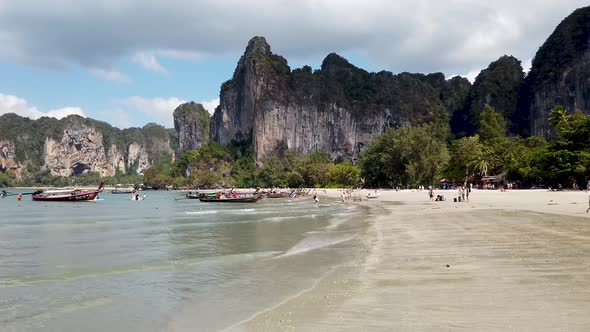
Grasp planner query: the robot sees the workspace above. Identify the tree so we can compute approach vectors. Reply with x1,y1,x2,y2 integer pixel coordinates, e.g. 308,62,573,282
446,135,483,182
478,104,506,141
548,105,568,130
326,162,361,187
359,123,450,188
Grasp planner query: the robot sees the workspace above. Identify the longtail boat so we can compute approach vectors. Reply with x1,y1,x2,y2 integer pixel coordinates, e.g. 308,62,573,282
199,194,262,203
111,189,134,194
267,192,292,198
32,182,105,202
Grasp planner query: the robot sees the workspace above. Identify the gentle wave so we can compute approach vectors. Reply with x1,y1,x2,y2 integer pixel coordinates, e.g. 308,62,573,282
1,251,280,288
261,214,317,222
276,233,357,258
185,210,218,215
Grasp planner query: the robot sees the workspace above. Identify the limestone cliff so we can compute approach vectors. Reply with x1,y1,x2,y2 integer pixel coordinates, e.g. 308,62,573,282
521,6,590,137
0,140,23,179
174,102,210,154
0,114,176,178
44,125,114,177
211,36,465,163
452,56,525,135
127,143,150,175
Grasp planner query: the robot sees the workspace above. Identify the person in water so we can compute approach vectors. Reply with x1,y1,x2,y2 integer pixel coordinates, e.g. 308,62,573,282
17,193,22,201
313,193,319,204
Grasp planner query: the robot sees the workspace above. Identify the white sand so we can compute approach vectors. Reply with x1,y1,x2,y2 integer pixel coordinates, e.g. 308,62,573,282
244,189,590,331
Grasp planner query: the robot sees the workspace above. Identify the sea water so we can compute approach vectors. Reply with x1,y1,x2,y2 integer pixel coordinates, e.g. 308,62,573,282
0,191,366,331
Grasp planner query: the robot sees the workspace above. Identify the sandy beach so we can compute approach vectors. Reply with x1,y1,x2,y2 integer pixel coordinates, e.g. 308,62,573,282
242,189,590,331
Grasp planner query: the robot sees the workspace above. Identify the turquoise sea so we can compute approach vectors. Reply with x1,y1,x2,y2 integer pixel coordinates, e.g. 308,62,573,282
0,191,365,331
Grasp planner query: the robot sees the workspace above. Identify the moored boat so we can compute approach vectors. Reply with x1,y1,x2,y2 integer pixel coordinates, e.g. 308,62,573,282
112,189,135,194
186,192,200,199
199,194,262,203
266,192,291,198
32,182,105,202
185,192,216,199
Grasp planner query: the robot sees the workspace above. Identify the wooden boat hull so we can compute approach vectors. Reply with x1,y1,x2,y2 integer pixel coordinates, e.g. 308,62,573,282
112,190,134,194
32,191,100,201
267,193,291,198
199,196,262,203
32,182,104,202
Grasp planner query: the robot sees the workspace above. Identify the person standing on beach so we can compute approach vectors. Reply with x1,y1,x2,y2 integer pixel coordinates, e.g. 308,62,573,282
341,191,346,202
429,187,434,201
586,194,590,213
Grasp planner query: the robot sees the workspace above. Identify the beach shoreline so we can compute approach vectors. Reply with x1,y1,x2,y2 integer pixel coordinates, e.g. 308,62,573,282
241,189,590,331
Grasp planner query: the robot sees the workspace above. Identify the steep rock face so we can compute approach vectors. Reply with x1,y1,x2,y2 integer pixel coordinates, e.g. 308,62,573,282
522,6,590,137
174,102,210,154
0,114,176,179
211,36,462,162
127,143,150,175
44,125,116,177
108,144,126,175
0,140,23,178
452,55,525,135
439,75,471,119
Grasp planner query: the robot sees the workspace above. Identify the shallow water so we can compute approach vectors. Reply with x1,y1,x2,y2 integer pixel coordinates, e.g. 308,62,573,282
0,191,364,331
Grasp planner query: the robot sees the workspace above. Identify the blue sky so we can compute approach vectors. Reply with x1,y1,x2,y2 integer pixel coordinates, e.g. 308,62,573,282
0,0,588,129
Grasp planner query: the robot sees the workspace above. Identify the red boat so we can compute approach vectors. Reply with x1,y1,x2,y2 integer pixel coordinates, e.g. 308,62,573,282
32,182,105,202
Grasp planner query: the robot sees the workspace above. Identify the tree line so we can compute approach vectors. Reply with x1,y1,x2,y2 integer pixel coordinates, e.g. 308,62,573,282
2,104,588,189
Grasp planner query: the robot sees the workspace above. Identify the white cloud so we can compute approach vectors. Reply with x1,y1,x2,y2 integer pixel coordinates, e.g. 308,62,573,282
121,96,186,127
98,108,132,129
200,98,219,115
462,69,481,83
0,1,587,76
133,53,168,74
0,93,85,119
45,107,85,119
113,96,216,128
90,68,132,83
155,49,206,61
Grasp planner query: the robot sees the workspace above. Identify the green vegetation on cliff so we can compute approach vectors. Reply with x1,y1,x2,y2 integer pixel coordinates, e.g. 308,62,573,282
0,113,175,169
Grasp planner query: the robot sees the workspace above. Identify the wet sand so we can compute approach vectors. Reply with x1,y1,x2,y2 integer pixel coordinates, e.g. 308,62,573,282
244,189,590,331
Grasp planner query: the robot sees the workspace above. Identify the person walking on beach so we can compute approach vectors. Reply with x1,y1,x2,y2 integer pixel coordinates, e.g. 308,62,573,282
586,194,590,213
466,186,470,202
341,191,346,202
429,187,434,201
313,193,319,204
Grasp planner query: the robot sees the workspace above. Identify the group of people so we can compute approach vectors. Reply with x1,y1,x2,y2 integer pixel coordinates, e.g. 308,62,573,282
129,191,145,201
428,185,471,202
457,186,471,202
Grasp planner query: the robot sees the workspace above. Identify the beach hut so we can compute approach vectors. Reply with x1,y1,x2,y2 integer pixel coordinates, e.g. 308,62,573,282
481,172,506,189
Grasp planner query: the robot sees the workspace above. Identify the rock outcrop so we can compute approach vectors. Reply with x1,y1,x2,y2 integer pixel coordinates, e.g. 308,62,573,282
44,125,116,177
174,102,210,154
0,140,23,179
452,55,525,135
521,6,590,137
127,143,150,175
0,114,176,179
211,36,468,163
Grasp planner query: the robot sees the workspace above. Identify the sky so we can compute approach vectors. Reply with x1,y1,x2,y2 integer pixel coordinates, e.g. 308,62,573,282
0,0,588,129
